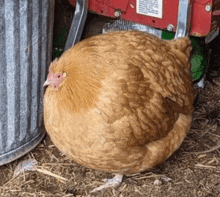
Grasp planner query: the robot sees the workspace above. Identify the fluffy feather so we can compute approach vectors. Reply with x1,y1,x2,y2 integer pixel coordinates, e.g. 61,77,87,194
44,31,193,174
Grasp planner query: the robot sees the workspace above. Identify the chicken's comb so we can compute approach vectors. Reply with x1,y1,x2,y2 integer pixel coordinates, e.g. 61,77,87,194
49,58,59,73
52,58,59,65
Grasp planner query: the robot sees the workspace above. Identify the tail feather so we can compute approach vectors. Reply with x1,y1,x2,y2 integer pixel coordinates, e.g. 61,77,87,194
169,37,192,58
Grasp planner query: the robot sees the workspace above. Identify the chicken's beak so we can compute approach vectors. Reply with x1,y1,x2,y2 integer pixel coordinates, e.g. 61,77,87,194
43,79,50,87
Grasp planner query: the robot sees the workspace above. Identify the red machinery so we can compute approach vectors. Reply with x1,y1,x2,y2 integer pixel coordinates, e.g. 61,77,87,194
68,0,220,37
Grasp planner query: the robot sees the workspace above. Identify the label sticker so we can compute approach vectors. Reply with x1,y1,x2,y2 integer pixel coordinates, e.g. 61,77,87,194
136,0,163,18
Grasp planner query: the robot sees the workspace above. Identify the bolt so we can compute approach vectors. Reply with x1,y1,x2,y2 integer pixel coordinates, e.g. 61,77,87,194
167,24,174,31
114,10,121,17
205,4,211,12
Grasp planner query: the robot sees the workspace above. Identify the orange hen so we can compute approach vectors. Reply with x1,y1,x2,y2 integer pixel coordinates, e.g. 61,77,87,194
44,31,194,192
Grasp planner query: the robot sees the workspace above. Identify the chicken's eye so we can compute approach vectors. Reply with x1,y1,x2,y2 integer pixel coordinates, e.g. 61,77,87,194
57,75,60,78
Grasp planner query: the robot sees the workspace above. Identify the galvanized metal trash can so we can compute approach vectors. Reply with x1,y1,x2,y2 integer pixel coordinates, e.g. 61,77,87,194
0,0,55,165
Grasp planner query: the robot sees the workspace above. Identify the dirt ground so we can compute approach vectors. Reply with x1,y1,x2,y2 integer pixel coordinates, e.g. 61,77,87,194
1,1,220,196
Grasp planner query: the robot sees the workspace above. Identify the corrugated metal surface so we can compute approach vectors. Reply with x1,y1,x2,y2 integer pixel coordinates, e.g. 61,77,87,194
0,0,55,165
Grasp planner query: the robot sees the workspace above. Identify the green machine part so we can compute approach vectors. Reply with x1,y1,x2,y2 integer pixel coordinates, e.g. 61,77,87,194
52,28,68,60
162,30,209,82
190,37,209,82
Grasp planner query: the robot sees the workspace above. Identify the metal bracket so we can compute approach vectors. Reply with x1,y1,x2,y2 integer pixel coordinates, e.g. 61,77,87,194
174,0,191,38
64,0,88,51
102,19,163,38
